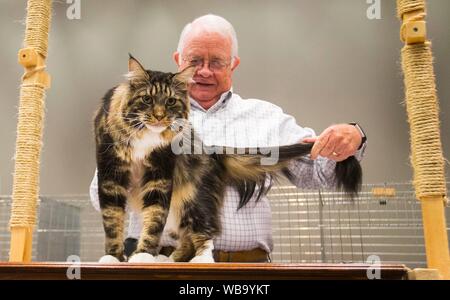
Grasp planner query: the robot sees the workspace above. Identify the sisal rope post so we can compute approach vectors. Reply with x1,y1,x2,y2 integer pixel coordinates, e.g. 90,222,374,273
9,0,52,262
397,0,450,279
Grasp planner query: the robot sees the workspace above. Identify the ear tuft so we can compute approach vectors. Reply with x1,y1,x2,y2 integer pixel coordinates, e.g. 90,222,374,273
173,66,195,85
127,54,150,81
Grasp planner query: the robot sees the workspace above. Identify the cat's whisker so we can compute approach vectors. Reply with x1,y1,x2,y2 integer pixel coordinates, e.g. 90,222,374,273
105,121,140,134
106,117,140,127
104,126,131,136
103,108,139,118
100,126,141,148
103,108,138,118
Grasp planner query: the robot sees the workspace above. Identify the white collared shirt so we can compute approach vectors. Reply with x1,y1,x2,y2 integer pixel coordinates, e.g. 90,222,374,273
89,90,365,253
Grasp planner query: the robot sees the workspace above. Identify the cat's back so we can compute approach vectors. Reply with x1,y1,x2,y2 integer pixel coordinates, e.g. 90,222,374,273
94,83,132,141
94,85,118,128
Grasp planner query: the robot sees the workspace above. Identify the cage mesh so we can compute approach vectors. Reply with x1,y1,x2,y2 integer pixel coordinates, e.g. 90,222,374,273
0,183,448,267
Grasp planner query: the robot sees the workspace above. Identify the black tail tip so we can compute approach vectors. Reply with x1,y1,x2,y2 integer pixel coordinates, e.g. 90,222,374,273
335,156,362,198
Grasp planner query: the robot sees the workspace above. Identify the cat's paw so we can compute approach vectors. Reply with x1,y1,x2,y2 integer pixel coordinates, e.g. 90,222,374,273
128,252,156,263
189,253,215,263
155,254,174,263
98,255,121,263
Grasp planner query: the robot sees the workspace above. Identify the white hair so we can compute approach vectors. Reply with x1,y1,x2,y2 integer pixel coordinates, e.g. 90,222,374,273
176,14,238,63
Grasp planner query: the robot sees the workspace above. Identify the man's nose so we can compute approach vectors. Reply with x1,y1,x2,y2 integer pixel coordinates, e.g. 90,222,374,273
197,63,213,77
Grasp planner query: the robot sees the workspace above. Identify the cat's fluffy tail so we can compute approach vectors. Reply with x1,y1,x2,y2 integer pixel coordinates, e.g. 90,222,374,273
221,143,362,209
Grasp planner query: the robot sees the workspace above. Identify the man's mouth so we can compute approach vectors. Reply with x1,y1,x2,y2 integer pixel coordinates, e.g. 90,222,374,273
192,80,215,87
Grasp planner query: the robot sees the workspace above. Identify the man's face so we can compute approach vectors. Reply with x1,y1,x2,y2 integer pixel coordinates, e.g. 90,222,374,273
174,31,240,110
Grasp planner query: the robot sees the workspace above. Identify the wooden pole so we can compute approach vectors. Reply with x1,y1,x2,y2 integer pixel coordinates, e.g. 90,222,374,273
397,0,450,279
9,0,52,262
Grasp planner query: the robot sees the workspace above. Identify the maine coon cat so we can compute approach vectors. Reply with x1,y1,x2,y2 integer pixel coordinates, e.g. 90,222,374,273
94,55,362,263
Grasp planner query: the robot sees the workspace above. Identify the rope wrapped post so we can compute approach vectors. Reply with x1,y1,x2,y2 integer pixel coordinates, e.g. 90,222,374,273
397,0,450,279
9,0,52,262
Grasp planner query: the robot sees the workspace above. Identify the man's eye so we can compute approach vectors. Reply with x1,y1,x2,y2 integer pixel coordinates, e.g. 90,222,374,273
166,98,177,106
190,59,202,66
211,60,227,69
142,95,152,104
210,61,220,68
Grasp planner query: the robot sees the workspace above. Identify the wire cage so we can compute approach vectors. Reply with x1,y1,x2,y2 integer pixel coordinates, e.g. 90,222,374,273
270,183,450,268
0,197,82,262
0,183,449,267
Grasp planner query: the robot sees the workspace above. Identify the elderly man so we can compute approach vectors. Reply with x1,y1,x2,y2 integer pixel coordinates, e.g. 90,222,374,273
90,14,366,263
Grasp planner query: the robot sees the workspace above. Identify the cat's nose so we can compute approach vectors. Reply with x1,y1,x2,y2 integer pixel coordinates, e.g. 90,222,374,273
153,106,165,121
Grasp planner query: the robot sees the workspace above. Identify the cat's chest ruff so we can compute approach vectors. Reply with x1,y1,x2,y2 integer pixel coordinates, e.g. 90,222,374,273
128,130,165,191
130,129,167,161
127,129,168,211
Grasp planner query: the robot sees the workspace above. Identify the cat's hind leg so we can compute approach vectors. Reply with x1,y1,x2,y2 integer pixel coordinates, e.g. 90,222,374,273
189,234,215,263
169,234,195,262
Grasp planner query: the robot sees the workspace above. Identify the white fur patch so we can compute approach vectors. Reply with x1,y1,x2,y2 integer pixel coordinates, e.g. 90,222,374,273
127,127,170,215
189,240,215,263
148,125,167,133
131,129,166,161
190,253,215,263
98,255,121,264
155,255,174,263
128,252,156,263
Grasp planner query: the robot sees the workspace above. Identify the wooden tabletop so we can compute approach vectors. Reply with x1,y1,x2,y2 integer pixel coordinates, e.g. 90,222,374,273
0,262,409,280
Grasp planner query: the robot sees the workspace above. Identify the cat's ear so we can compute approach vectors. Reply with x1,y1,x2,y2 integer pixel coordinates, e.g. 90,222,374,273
127,53,150,82
172,66,195,86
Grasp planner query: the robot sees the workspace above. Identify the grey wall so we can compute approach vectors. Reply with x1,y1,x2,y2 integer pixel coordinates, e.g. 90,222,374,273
0,0,449,195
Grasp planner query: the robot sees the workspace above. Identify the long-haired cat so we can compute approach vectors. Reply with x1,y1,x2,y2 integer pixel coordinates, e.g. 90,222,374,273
94,55,362,263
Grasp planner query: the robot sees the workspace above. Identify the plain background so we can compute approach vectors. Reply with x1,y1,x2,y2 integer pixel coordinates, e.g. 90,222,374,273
0,0,449,195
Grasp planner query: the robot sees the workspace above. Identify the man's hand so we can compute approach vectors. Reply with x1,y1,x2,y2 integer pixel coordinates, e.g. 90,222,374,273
302,124,362,162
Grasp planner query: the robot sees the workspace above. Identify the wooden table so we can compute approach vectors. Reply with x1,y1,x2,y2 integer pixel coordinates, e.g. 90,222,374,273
0,262,409,280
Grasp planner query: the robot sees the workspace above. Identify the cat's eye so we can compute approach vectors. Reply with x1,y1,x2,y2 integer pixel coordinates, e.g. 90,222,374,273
142,95,152,104
166,98,177,106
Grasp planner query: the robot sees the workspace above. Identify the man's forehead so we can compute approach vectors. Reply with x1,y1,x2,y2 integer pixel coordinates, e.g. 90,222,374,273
183,31,231,55
187,27,229,40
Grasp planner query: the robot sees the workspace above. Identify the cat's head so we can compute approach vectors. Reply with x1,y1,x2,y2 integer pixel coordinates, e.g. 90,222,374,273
123,54,194,133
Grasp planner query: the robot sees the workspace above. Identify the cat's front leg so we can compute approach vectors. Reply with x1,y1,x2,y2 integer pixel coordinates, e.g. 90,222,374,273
100,205,126,262
98,175,128,262
129,180,171,262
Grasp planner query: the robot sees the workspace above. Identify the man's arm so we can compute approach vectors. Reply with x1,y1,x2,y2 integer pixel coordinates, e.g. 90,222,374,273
287,142,366,190
273,106,367,190
303,123,365,162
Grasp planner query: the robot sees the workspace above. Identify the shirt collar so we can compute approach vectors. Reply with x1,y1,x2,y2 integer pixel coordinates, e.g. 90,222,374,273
189,89,233,113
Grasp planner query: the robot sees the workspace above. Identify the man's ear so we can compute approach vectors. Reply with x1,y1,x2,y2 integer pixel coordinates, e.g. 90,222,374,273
231,56,240,71
173,52,181,69
127,53,150,81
